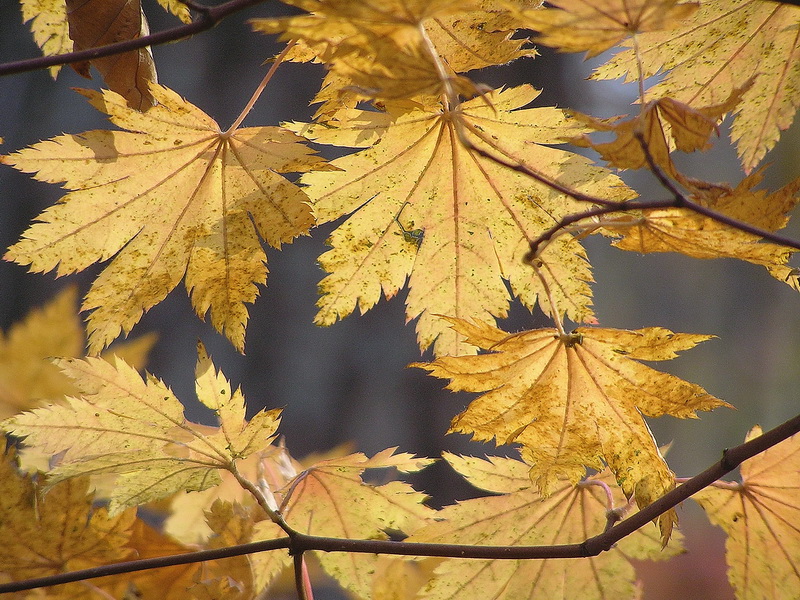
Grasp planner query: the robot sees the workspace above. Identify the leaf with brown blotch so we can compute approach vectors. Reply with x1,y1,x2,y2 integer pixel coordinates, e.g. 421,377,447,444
4,84,329,353
2,345,283,514
279,449,434,598
414,318,728,542
693,426,800,600
514,0,697,58
20,0,72,78
409,453,684,600
66,0,157,110
594,0,800,173
293,86,634,356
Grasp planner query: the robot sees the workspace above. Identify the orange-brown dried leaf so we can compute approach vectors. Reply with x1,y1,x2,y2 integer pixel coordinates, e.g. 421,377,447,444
693,426,800,599
515,0,697,58
594,0,800,172
294,86,633,356
4,84,327,353
66,0,157,110
415,318,727,542
410,454,683,600
279,449,434,598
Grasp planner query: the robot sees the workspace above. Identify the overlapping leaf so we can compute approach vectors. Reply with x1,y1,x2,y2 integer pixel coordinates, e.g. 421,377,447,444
693,426,800,600
515,0,697,58
594,0,800,172
293,85,634,355
4,84,329,353
253,0,534,109
0,286,155,419
2,346,282,514
415,318,727,540
279,449,434,597
410,453,683,599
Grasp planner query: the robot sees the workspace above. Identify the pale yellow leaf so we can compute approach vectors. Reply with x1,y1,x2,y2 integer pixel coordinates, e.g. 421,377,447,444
693,426,800,600
4,84,327,353
20,0,72,78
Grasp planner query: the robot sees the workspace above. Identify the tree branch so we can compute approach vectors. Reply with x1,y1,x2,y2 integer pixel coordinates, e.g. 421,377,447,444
0,0,269,78
2,413,797,595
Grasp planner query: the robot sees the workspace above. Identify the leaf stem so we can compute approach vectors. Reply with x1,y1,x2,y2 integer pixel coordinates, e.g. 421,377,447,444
224,41,296,136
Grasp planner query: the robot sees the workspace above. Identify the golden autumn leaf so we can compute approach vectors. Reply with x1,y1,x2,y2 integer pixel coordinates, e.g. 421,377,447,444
414,318,728,540
410,453,683,600
0,451,135,587
252,0,534,108
0,286,156,419
66,0,157,110
571,87,746,180
292,86,633,356
515,0,697,58
279,449,434,598
4,84,328,353
593,0,800,172
20,0,72,78
601,170,800,289
2,345,283,514
693,426,800,600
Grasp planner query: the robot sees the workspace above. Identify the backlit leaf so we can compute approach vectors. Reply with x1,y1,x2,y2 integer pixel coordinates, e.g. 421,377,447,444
20,0,71,78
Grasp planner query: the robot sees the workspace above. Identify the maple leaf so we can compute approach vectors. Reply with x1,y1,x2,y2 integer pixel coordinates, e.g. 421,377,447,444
4,84,328,353
20,0,72,78
515,0,697,58
2,345,283,514
0,286,156,420
693,426,800,600
409,453,683,600
253,0,534,108
279,449,434,598
66,0,157,110
293,86,633,355
593,0,800,173
601,170,800,290
571,87,746,181
0,451,135,587
414,318,728,540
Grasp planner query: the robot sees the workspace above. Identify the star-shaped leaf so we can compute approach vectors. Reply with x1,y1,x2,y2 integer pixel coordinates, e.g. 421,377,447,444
693,425,800,599
409,453,684,599
414,318,728,540
293,86,634,355
4,84,329,353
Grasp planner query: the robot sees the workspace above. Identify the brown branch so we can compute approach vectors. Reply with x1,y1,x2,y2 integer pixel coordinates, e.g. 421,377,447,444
0,0,269,78
2,413,798,595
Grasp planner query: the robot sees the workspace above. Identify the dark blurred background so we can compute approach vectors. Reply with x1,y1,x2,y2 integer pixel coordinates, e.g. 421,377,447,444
2,2,800,598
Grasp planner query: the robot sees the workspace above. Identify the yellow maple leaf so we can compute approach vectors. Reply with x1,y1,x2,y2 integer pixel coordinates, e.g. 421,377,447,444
0,286,156,419
602,170,800,289
293,86,634,355
0,451,135,588
279,449,434,598
593,0,800,172
4,84,328,353
693,425,800,599
515,0,697,58
20,0,72,78
409,453,683,599
2,345,283,514
253,0,534,108
414,318,728,540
